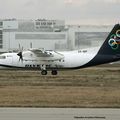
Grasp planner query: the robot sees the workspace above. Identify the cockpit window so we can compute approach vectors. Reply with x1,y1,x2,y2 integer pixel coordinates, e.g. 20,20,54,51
0,56,6,59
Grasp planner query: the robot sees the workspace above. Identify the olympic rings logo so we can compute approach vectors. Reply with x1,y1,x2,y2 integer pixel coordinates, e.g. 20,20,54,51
116,29,120,38
108,29,120,50
108,38,119,50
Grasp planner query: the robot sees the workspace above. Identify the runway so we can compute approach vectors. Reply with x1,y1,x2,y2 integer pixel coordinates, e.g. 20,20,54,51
0,108,120,120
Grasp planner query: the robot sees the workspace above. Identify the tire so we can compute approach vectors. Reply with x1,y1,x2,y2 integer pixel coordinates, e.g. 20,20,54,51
41,70,47,75
51,70,58,75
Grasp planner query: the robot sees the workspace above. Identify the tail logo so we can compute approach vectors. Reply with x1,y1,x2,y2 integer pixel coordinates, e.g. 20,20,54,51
108,30,120,50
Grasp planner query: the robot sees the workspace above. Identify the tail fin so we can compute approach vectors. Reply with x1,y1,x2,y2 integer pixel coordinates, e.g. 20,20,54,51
78,24,120,68
98,24,120,55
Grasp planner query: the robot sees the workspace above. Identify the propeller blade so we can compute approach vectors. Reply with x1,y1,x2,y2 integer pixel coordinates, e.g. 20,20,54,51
17,52,23,61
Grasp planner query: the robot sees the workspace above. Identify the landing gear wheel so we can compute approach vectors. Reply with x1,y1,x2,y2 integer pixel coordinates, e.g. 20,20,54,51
51,70,58,75
41,70,47,75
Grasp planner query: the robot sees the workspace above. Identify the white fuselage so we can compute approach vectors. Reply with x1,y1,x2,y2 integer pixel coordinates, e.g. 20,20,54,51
0,47,100,70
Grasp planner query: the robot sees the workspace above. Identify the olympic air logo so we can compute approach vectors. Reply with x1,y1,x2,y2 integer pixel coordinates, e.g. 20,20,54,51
108,29,120,50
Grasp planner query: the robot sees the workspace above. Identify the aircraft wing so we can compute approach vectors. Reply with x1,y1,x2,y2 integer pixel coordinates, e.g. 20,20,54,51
29,49,64,61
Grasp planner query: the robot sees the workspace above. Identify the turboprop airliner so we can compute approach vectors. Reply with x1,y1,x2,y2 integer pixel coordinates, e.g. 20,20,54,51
0,24,120,75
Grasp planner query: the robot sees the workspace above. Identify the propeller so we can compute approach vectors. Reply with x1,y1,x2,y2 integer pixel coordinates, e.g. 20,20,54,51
17,51,23,61
17,44,23,62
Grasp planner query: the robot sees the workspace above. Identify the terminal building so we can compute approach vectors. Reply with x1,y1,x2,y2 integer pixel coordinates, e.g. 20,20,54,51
0,19,112,52
0,19,69,52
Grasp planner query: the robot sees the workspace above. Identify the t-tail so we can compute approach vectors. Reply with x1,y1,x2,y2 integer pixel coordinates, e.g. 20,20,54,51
82,24,120,68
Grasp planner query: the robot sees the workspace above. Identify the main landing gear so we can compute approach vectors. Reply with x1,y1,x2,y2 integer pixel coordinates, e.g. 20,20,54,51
40,64,58,75
41,70,58,75
41,65,47,75
41,70,48,75
51,70,58,75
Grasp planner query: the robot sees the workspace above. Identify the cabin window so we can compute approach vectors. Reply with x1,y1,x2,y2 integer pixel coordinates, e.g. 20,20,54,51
78,50,81,53
83,50,87,53
37,65,40,67
0,56,6,59
25,65,29,67
33,65,36,67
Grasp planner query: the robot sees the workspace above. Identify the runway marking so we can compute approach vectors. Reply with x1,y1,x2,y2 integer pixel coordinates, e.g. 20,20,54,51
0,108,120,120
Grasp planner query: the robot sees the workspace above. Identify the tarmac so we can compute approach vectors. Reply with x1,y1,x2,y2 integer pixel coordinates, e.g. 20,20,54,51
0,108,120,120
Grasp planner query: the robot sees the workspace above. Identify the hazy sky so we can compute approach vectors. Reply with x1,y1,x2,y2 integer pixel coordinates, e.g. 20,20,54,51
0,0,119,25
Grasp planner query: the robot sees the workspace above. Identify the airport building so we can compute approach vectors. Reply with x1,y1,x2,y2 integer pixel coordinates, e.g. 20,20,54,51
0,19,112,52
0,19,69,52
